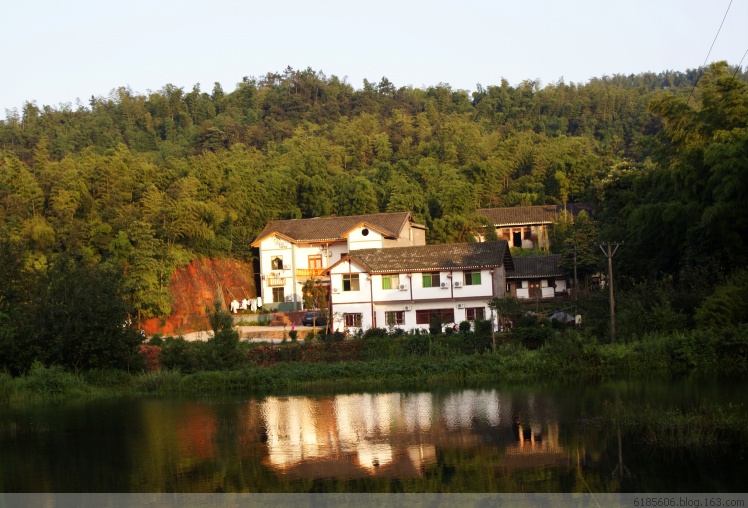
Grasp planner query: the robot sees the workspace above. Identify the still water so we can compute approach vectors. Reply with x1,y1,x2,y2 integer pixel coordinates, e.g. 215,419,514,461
1,379,746,493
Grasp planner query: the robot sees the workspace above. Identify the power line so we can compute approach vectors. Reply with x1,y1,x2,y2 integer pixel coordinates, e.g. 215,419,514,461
687,0,733,104
734,48,748,77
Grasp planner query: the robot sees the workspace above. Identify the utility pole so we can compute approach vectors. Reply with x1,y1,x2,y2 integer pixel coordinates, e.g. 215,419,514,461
573,244,578,315
599,242,622,343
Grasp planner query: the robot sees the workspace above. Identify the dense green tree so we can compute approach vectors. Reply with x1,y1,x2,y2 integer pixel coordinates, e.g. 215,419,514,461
302,277,329,312
0,63,745,329
599,63,748,278
558,211,600,289
24,255,143,373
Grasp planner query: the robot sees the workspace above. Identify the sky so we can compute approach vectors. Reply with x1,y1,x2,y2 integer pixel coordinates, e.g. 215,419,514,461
2,0,747,118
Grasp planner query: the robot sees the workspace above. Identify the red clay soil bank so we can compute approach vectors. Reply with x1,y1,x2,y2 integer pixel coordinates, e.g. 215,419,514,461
143,258,255,336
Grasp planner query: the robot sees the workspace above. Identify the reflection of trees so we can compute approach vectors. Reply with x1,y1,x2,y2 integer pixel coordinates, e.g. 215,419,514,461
0,390,657,492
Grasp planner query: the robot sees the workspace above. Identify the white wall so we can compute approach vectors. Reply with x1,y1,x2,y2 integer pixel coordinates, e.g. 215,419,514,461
329,260,370,305
329,264,502,333
451,269,495,299
347,226,385,251
258,236,295,306
370,274,412,303
331,302,374,332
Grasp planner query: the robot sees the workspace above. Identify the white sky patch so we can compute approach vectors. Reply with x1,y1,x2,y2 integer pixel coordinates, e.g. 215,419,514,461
2,0,747,117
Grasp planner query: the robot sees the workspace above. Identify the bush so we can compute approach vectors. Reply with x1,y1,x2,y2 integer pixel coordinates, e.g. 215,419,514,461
136,369,182,393
695,271,748,329
515,320,556,350
403,335,430,356
289,330,298,342
714,324,748,375
159,338,198,373
0,371,16,403
81,369,133,387
363,327,389,340
22,362,83,396
147,334,164,346
474,319,492,337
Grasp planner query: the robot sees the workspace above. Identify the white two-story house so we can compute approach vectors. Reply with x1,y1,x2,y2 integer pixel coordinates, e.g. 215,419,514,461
251,212,427,311
327,241,514,333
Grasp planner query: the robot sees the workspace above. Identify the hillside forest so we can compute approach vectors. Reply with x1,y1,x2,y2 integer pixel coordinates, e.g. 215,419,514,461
1,62,747,372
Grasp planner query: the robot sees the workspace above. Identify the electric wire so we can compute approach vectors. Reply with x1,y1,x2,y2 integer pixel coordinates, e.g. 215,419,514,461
733,47,748,77
687,0,733,104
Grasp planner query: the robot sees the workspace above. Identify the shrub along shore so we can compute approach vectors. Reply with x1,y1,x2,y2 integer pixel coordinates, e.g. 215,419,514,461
2,324,746,404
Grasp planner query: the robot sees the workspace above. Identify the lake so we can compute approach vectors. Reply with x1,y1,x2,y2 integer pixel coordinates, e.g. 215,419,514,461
1,378,746,493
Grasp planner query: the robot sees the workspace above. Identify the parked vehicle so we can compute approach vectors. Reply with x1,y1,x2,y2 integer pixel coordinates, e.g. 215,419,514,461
302,311,327,326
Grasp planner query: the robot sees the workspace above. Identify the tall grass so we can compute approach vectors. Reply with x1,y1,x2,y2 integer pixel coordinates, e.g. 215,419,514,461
602,399,747,449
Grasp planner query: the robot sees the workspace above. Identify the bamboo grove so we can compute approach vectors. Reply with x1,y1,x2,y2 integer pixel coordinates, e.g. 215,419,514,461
0,62,747,372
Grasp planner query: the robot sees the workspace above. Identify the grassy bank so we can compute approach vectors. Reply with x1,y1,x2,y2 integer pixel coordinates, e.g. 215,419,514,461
2,325,746,405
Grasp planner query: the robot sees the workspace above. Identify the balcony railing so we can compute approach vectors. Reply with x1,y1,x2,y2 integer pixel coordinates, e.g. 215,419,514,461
296,268,327,277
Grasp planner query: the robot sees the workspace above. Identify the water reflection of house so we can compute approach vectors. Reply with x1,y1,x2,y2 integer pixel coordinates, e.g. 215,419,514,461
256,390,569,479
501,421,569,469
260,393,439,478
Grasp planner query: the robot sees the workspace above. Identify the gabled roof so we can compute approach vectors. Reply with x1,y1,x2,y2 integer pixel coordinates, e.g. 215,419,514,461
507,255,563,279
337,241,513,274
251,212,422,247
477,203,592,227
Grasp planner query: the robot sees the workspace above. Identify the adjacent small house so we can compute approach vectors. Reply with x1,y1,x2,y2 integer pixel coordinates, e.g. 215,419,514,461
506,254,568,300
327,241,513,333
477,204,592,250
251,212,427,311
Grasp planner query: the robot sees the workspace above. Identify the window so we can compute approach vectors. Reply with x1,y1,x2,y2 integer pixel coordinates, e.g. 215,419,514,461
512,231,522,247
464,270,481,286
342,274,360,292
422,272,441,288
385,311,405,326
344,313,362,327
271,256,284,270
415,309,455,325
466,307,485,321
308,255,322,269
382,274,399,290
272,287,285,303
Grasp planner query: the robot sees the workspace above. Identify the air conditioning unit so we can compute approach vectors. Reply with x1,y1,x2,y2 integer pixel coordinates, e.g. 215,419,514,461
453,281,463,288
404,305,413,311
440,282,449,289
332,287,340,294
456,303,465,309
399,284,408,291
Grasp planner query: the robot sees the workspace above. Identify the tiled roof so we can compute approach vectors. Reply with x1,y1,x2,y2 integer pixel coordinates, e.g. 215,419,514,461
507,255,563,279
345,241,512,273
252,212,419,246
477,203,592,226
